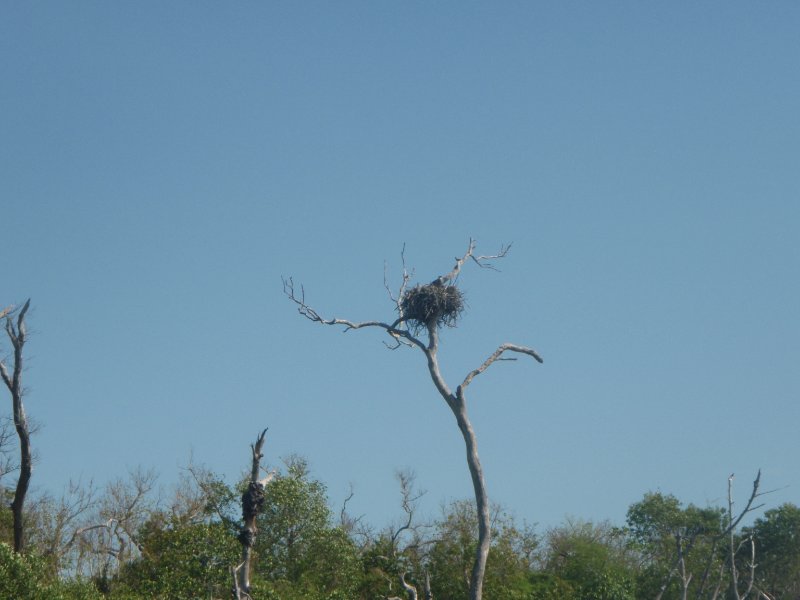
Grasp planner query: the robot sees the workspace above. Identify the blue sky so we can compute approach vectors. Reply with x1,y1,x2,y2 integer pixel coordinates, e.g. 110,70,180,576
2,3,798,532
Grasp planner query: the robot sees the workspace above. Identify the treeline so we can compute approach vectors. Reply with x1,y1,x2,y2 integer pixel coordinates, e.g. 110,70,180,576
1,455,798,600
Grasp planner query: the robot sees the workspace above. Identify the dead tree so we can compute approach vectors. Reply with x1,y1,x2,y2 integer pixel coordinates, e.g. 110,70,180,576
0,299,32,552
689,471,770,600
232,429,275,600
725,473,764,600
379,470,434,600
284,240,543,600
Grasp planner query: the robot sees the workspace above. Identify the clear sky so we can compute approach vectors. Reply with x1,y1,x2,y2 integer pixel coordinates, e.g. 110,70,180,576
2,3,798,533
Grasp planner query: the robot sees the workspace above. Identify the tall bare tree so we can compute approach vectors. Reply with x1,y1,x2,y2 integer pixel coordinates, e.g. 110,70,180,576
284,240,543,600
0,299,32,553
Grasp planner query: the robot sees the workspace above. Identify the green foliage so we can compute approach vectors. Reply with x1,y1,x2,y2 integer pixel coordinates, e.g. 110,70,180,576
544,520,637,600
747,503,800,599
253,456,361,598
528,573,579,599
427,500,477,600
0,541,47,600
5,455,798,600
626,492,724,599
113,517,238,599
627,492,723,550
357,533,421,599
427,500,542,600
0,541,102,600
0,488,13,545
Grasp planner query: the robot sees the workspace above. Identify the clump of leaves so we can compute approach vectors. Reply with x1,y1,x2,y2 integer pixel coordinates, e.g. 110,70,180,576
400,282,465,333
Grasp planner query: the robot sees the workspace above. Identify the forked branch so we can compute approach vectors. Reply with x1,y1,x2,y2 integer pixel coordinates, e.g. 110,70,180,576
459,343,544,393
434,238,511,286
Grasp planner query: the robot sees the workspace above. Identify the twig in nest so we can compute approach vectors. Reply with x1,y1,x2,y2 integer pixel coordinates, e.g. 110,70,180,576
400,283,465,334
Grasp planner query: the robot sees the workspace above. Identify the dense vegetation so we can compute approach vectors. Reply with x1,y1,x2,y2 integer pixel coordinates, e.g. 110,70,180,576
1,455,797,599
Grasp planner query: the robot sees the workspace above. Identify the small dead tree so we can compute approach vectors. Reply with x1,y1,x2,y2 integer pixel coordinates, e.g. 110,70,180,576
0,299,32,552
647,471,770,600
392,472,433,600
232,428,275,600
725,472,766,600
284,240,543,600
82,467,160,588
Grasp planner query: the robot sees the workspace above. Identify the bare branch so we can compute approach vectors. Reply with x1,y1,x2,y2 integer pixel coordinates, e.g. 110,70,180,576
250,429,268,482
283,276,426,350
385,244,414,310
0,415,19,480
472,242,512,270
435,239,476,285
459,343,544,391
231,561,252,600
434,239,512,286
399,572,419,600
726,470,770,535
390,470,427,548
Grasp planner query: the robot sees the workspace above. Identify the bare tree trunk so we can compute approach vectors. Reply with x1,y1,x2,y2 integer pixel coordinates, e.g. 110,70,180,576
729,476,741,600
676,532,692,600
1,299,32,553
424,570,433,600
452,396,490,600
423,323,491,600
233,429,273,599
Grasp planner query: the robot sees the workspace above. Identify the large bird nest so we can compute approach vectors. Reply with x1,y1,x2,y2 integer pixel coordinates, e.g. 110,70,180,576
400,282,465,333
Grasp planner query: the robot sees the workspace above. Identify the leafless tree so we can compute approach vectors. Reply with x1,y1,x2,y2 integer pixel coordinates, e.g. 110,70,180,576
181,459,239,529
25,479,99,576
647,470,772,600
232,428,275,600
396,477,433,600
724,472,766,600
284,240,543,600
367,471,431,600
0,299,32,552
339,482,371,546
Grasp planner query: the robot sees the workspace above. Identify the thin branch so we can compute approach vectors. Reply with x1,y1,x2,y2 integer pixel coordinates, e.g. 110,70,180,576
459,343,544,391
390,470,426,547
385,243,414,311
283,276,426,351
340,483,366,537
63,521,114,554
432,239,512,287
231,561,252,600
471,242,512,271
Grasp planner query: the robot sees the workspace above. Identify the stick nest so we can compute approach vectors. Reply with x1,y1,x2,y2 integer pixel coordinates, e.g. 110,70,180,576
400,283,465,332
